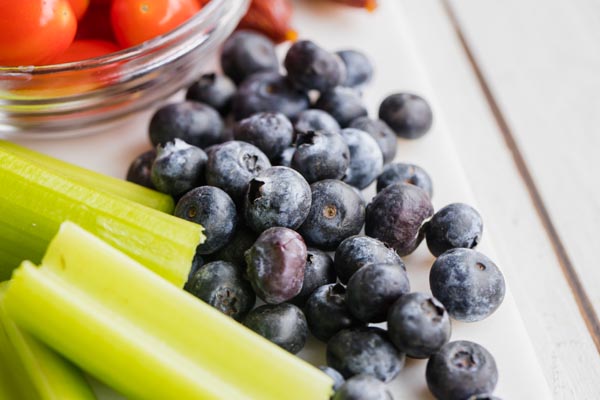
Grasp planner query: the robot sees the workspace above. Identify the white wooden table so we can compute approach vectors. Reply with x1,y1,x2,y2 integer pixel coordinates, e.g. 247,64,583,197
7,0,600,398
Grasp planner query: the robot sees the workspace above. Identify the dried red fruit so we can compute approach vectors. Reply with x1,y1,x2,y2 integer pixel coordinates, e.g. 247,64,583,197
237,0,297,44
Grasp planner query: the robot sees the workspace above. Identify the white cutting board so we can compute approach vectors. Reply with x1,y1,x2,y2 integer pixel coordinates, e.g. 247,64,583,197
12,0,552,398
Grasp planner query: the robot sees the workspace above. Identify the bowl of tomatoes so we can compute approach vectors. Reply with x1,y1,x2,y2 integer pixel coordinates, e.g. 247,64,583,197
0,0,248,136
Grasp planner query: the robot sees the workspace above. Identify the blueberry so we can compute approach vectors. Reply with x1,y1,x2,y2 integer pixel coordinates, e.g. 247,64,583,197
126,149,156,189
206,225,257,270
151,139,207,198
379,93,433,139
304,283,364,342
377,162,433,197
387,292,451,359
332,375,392,400
244,166,312,232
149,101,225,149
294,109,341,134
326,327,404,382
298,180,365,250
290,248,336,306
220,30,279,85
243,303,308,354
245,227,307,304
346,263,410,323
233,112,294,161
430,249,505,322
336,50,374,87
175,186,237,255
316,86,368,127
340,128,384,190
186,73,236,115
205,141,271,203
426,341,498,400
365,183,434,256
318,366,345,392
185,261,255,321
334,235,404,284
291,130,350,183
425,203,483,257
284,40,345,92
274,146,295,167
232,72,310,121
348,117,397,164
185,249,205,286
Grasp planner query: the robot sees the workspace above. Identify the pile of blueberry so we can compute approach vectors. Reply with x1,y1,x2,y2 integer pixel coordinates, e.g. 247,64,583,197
127,30,506,400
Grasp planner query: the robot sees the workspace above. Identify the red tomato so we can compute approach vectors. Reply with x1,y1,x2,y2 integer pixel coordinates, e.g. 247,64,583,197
76,4,116,42
68,0,90,20
0,0,77,66
49,40,120,64
111,0,200,49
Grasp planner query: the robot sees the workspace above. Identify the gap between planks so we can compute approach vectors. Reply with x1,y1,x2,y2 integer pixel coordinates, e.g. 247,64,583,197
440,0,600,354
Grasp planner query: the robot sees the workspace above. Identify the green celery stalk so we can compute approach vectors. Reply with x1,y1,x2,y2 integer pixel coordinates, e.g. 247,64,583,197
0,140,173,213
0,151,203,286
0,282,96,400
5,222,333,400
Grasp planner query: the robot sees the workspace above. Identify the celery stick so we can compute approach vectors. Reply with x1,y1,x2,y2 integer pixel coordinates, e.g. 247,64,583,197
0,140,174,213
0,152,203,286
5,222,333,400
0,282,96,400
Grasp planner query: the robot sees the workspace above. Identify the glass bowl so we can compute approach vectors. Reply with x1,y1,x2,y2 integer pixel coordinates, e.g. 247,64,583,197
0,0,249,137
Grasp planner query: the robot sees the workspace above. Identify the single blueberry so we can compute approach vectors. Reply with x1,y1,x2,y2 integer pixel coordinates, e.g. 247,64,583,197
151,139,207,198
291,130,350,183
294,109,341,134
185,261,255,321
290,248,336,306
205,141,271,204
186,73,236,115
205,225,258,271
326,327,405,382
365,183,434,256
149,101,225,149
220,30,279,84
379,92,433,139
332,374,392,400
245,227,307,304
316,86,368,127
244,166,312,232
425,203,483,257
298,179,365,251
430,249,506,322
175,186,237,255
126,149,156,189
284,40,345,92
387,292,451,359
318,366,345,392
346,263,410,323
340,128,384,190
304,283,364,342
233,112,294,161
336,50,374,87
232,72,310,121
377,162,433,197
426,341,498,400
243,303,308,354
348,117,397,164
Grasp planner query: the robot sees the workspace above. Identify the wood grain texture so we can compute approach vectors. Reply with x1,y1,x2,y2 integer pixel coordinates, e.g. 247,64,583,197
396,0,600,398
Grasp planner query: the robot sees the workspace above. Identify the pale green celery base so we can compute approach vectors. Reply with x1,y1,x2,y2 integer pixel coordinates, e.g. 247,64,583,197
5,222,333,400
0,152,203,286
0,140,174,213
0,282,96,399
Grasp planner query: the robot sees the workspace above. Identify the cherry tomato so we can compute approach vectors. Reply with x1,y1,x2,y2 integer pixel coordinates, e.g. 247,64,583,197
76,4,117,42
68,0,90,20
111,0,200,49
0,0,77,66
49,39,120,64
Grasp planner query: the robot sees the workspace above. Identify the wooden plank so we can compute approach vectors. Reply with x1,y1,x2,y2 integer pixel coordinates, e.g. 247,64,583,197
396,0,600,398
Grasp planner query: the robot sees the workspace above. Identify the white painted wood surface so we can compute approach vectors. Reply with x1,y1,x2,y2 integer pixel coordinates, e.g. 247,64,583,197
396,1,600,398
